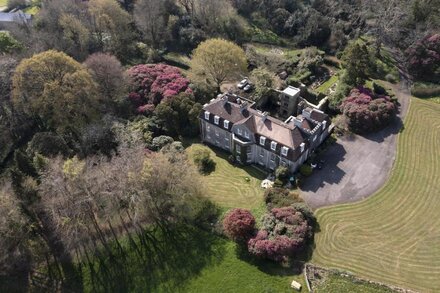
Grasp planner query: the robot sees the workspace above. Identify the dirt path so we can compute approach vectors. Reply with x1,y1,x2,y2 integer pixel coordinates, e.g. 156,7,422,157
300,78,411,210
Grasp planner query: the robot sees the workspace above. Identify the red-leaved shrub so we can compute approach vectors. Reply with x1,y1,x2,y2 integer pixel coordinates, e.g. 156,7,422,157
247,206,313,263
340,86,396,134
127,64,192,113
406,34,440,82
223,208,256,243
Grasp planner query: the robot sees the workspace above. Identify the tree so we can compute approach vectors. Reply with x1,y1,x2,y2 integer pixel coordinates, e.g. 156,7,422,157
84,52,126,103
341,42,374,86
58,13,90,60
27,132,70,157
189,38,247,92
134,0,169,48
0,31,23,55
223,208,256,243
12,50,99,135
155,93,202,137
88,0,134,59
406,34,440,82
249,67,276,99
151,135,174,151
127,63,192,114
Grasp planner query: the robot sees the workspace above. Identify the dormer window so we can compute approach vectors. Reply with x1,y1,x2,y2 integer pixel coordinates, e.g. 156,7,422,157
244,130,249,139
214,115,219,125
260,136,266,146
322,120,327,130
224,120,229,129
300,142,305,152
237,128,242,135
204,111,210,120
271,141,277,151
281,146,289,156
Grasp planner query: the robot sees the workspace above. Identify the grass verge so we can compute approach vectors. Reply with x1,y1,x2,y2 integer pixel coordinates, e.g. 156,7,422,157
312,98,440,292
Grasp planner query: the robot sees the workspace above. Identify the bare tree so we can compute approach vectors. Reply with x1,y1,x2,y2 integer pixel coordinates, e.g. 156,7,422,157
134,0,169,48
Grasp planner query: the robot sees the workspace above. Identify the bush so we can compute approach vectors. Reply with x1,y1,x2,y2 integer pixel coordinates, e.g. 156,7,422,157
223,208,256,243
127,64,192,114
275,166,289,183
373,82,387,95
385,73,398,83
264,188,303,209
151,135,174,151
411,82,440,98
192,148,216,175
340,86,397,133
248,206,314,263
299,165,313,177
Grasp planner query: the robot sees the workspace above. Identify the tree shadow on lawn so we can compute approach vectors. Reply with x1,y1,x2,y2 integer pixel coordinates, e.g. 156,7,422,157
82,225,226,292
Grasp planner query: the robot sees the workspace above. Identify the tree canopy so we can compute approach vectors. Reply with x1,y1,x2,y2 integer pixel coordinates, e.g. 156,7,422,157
189,38,247,91
12,50,99,135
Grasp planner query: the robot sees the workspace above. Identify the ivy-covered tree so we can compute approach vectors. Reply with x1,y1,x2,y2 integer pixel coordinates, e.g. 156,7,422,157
341,42,374,86
155,93,202,137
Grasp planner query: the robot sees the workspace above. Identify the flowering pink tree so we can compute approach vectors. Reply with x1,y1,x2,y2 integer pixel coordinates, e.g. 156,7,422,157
223,208,256,243
406,34,440,82
340,86,396,134
127,64,192,114
247,206,313,263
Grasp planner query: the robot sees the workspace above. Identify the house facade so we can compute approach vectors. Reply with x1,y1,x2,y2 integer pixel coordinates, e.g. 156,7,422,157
200,92,332,173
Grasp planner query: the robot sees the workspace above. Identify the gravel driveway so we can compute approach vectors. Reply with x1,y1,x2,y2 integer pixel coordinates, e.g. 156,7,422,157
301,80,411,209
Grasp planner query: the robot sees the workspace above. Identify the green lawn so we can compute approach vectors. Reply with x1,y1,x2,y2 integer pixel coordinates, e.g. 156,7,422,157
0,0,7,7
185,241,306,293
316,75,338,94
312,98,440,292
187,144,266,210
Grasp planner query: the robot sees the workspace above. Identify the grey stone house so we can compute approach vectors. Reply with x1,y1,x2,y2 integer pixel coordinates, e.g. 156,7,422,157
199,94,332,172
199,92,332,173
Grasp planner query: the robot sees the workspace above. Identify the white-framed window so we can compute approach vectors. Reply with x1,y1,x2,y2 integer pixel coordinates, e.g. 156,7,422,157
225,143,230,149
260,148,265,157
300,142,305,152
225,136,230,141
236,146,241,154
207,134,211,139
214,115,219,125
281,146,289,156
237,128,242,135
244,130,249,139
215,129,219,137
270,141,277,151
206,124,211,132
322,120,327,130
260,136,266,146
224,120,229,129
204,111,210,120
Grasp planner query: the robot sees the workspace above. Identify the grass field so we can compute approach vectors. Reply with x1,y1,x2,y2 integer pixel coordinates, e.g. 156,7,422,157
0,0,7,7
187,144,266,210
312,98,440,292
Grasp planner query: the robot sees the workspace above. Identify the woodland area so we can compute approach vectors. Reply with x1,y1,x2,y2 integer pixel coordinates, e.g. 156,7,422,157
0,0,439,291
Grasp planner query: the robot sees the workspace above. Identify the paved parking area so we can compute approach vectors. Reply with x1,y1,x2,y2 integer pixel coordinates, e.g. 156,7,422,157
301,81,410,209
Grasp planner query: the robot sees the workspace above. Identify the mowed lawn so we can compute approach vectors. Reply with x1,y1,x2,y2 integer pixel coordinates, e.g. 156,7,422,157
312,98,440,292
187,144,266,210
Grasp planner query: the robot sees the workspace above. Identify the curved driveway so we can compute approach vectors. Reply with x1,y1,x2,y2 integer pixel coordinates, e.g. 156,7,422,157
300,81,411,209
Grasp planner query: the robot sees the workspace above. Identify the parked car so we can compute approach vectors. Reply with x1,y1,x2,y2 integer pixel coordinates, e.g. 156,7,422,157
243,83,254,92
237,78,248,89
